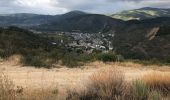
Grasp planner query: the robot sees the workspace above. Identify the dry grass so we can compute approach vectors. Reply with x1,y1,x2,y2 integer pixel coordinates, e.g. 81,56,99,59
113,61,143,68
67,68,130,100
16,87,58,100
0,72,16,100
142,71,170,95
0,72,59,100
67,68,170,100
88,68,126,98
0,60,170,100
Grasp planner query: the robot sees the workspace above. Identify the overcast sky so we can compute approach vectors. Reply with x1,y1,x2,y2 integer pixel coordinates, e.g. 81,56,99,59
0,0,170,15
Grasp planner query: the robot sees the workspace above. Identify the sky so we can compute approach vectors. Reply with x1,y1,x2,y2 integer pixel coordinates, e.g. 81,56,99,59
0,0,170,15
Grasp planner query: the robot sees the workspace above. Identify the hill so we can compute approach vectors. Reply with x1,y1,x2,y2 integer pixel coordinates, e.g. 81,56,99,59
36,14,124,33
0,11,86,27
0,27,65,67
0,13,55,27
0,11,124,33
0,27,54,57
112,17,170,61
111,7,170,20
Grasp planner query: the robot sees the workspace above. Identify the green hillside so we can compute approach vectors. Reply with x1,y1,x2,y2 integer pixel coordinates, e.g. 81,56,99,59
111,7,170,21
0,27,98,68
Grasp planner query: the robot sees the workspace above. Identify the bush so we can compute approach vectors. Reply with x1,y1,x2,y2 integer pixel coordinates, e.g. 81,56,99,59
22,55,52,68
116,54,125,62
66,68,170,100
97,52,117,62
0,49,5,58
148,91,162,100
165,56,170,64
67,68,127,100
131,80,149,100
62,52,81,68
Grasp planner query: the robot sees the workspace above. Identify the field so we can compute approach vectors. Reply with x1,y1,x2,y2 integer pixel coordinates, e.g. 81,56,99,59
0,57,170,100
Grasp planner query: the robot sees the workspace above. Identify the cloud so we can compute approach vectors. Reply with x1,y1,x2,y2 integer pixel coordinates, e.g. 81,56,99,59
0,0,68,14
0,0,169,15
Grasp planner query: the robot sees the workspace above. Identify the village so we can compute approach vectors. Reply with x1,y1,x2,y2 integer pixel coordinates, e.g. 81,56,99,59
47,31,114,53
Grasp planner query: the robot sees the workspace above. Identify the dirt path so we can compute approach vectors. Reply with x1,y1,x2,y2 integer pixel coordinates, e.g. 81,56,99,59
0,61,170,98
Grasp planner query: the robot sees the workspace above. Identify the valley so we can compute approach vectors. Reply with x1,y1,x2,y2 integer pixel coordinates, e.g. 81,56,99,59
0,6,170,100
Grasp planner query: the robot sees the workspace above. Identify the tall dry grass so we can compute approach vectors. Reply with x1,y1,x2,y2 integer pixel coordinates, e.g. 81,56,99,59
67,68,132,100
0,72,59,100
142,71,170,95
67,68,170,100
88,68,126,99
0,72,16,100
16,87,58,100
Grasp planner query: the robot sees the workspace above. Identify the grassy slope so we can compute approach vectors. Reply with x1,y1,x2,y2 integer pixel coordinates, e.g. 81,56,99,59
111,8,170,20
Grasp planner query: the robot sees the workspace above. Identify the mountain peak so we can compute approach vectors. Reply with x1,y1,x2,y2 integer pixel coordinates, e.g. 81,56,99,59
58,10,87,19
138,7,162,10
63,10,87,17
139,7,157,10
66,10,86,14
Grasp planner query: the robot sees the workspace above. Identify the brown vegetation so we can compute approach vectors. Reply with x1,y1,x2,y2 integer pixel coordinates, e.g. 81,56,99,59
67,68,170,100
0,61,170,100
0,72,58,100
142,71,170,95
67,68,128,100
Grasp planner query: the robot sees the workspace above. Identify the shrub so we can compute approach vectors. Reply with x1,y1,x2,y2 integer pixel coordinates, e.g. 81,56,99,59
22,55,52,68
62,52,81,68
0,49,4,58
67,68,127,100
116,54,125,62
165,56,170,64
66,68,170,100
131,80,149,100
148,91,162,100
89,68,125,99
97,52,117,62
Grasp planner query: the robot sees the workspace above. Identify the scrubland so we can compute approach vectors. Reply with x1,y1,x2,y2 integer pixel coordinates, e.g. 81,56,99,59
0,57,170,100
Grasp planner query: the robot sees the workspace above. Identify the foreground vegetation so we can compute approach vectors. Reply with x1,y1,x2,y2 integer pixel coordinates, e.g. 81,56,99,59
67,68,170,100
0,67,169,100
0,72,59,100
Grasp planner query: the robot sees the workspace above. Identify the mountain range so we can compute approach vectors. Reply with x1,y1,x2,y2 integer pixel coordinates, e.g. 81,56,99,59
0,11,124,33
0,7,170,60
0,7,170,33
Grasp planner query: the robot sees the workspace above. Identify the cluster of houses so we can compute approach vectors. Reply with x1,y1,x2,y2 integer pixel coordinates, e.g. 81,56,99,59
35,30,114,53
57,32,114,53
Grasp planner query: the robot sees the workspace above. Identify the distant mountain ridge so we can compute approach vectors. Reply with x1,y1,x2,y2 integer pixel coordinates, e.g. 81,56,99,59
0,13,55,27
0,8,170,32
111,7,170,20
0,10,124,33
0,11,87,27
36,14,124,33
